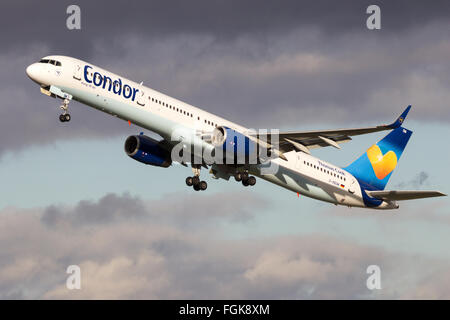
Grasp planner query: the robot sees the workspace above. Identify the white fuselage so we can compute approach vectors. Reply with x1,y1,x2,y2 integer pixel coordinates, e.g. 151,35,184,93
26,55,396,209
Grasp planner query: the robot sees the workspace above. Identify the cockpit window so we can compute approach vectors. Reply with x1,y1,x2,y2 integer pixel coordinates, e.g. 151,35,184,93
39,59,62,66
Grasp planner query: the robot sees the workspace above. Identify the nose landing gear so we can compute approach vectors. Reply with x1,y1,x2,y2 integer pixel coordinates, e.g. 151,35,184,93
59,98,71,122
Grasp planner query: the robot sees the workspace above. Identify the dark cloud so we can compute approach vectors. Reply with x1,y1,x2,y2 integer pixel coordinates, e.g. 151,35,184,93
40,191,266,228
2,1,450,55
1,0,450,155
41,193,146,227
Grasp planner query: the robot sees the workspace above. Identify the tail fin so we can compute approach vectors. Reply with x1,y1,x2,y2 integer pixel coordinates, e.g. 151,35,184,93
344,127,413,190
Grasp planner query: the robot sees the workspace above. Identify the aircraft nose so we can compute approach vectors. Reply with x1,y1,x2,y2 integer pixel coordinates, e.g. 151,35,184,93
26,63,38,80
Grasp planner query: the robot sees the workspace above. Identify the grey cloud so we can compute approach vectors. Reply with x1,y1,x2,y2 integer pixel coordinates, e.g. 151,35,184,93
41,193,147,227
2,1,450,55
100,25,450,128
404,267,450,299
40,191,267,228
394,171,430,189
0,192,450,299
2,1,450,156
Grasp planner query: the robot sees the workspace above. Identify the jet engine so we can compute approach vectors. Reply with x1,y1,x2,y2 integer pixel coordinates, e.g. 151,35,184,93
124,135,172,167
211,126,258,164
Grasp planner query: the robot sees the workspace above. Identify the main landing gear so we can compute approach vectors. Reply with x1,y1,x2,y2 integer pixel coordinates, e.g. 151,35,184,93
234,171,256,187
59,98,71,122
186,165,207,191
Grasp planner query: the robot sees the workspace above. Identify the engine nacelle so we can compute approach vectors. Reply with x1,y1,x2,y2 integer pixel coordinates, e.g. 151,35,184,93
211,126,258,164
124,135,172,167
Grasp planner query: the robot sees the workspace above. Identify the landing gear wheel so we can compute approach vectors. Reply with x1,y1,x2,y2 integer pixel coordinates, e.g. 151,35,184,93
64,114,71,122
59,114,66,122
186,177,193,186
248,176,256,186
242,179,249,187
241,172,249,181
200,181,207,191
192,176,200,185
193,183,200,191
234,172,242,182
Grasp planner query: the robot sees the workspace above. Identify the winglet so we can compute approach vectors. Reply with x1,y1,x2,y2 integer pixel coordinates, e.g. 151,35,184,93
388,105,411,129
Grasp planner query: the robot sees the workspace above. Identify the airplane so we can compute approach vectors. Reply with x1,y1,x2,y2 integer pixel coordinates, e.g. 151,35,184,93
26,55,446,210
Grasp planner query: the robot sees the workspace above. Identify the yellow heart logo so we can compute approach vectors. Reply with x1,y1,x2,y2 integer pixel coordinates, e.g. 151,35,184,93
366,145,397,180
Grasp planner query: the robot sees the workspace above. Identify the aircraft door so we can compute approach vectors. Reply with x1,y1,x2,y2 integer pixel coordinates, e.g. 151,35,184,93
296,152,302,169
73,64,82,80
348,178,356,194
137,89,146,106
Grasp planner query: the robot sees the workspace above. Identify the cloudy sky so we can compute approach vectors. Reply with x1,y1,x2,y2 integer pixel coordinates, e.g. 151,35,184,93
0,0,450,299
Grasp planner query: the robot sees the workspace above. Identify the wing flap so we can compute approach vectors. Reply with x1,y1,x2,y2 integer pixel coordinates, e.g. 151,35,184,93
366,190,447,201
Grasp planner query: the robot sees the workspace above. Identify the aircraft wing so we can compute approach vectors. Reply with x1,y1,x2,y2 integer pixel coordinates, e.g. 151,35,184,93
366,190,447,201
277,106,411,154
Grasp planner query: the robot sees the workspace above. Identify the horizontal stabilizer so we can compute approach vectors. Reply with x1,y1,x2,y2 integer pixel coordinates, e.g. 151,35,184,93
366,190,447,201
